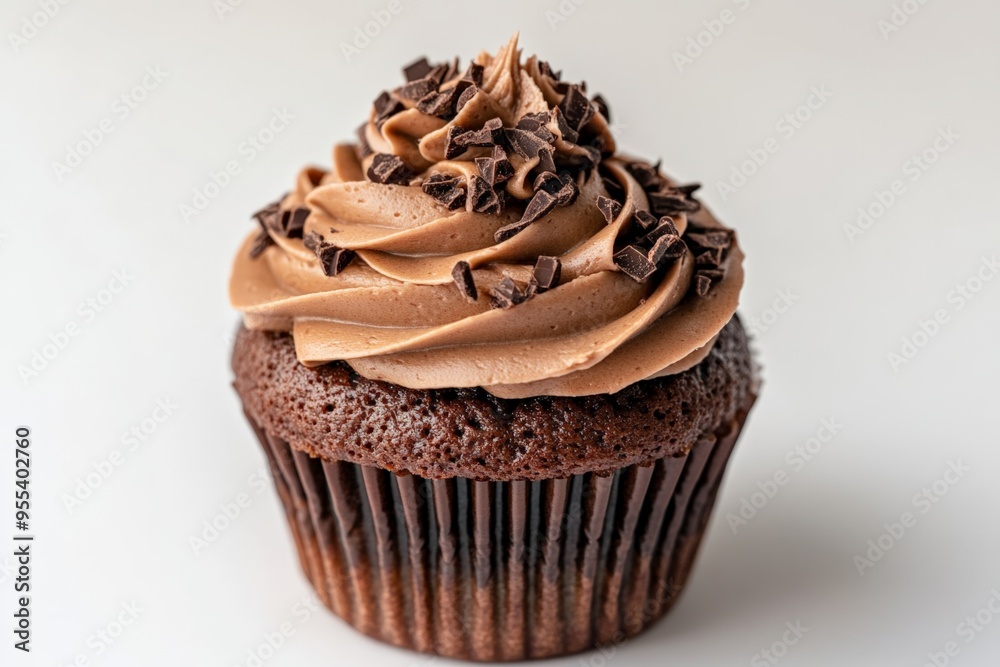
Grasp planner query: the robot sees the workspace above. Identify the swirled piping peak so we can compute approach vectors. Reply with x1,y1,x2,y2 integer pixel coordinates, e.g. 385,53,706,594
229,33,744,397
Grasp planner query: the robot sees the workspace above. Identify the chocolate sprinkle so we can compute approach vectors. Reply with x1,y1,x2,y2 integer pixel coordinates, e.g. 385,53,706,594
597,195,622,224
317,245,355,277
613,246,657,282
490,277,529,309
530,256,561,293
451,260,478,302
367,153,413,186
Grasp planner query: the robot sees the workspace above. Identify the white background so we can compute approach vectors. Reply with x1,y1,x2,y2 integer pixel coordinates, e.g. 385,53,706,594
2,0,999,665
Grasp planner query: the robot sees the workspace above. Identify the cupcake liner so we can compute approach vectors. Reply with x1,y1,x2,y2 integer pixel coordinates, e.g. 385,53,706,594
244,393,755,662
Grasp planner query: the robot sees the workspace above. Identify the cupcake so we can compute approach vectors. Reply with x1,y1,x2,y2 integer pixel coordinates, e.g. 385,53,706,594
230,34,758,661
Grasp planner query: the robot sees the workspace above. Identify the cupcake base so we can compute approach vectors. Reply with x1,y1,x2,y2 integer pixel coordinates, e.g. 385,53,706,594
243,390,755,662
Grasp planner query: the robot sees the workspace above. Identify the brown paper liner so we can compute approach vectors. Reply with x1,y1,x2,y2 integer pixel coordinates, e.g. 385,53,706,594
244,394,755,662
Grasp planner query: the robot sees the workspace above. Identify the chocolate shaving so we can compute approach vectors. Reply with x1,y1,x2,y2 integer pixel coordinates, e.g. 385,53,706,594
493,218,532,243
553,173,578,206
425,63,451,86
463,62,484,87
643,217,679,245
533,171,561,194
602,176,626,203
456,85,479,113
592,94,611,123
558,84,596,131
399,76,439,102
458,118,504,148
303,230,324,252
694,274,713,297
422,174,466,210
451,260,478,302
354,124,372,160
252,200,281,230
625,160,663,190
695,248,724,267
367,153,413,185
534,171,578,206
678,182,702,196
248,230,273,259
444,126,467,160
317,245,355,277
403,57,433,82
597,195,622,224
417,89,457,119
634,210,658,231
530,256,561,293
613,245,657,282
539,60,561,81
490,277,529,309
648,189,700,216
373,91,404,127
647,234,686,265
469,175,504,215
536,144,557,174
520,189,558,225
516,112,556,143
506,127,550,159
551,107,579,144
686,230,734,249
476,145,514,187
273,206,309,239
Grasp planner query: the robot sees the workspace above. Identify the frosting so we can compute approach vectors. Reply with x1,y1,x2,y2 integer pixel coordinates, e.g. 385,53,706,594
229,34,743,397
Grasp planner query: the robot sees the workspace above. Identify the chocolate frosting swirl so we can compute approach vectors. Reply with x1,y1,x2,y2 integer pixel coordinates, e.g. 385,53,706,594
229,34,744,398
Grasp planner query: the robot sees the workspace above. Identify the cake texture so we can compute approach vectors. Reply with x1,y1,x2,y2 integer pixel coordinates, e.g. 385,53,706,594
229,33,758,661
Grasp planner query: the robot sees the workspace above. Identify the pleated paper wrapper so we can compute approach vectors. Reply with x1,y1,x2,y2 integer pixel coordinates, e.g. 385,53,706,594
244,394,754,662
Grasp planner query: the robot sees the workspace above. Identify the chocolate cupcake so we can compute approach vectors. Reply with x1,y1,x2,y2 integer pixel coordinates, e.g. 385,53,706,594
230,34,758,661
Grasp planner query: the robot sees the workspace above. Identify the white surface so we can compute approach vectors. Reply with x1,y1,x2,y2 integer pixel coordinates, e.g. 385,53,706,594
2,0,999,665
